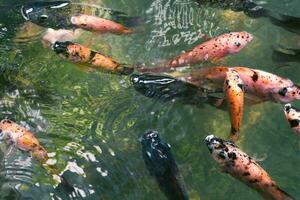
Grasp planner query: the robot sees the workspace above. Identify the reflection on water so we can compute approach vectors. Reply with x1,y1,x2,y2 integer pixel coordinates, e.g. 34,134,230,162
145,0,222,50
0,0,299,199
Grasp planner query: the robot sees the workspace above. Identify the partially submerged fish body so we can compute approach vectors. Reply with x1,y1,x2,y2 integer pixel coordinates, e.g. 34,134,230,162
70,14,133,34
0,119,48,162
53,41,133,75
42,28,82,47
194,0,269,18
224,69,245,141
180,66,300,103
284,104,300,135
205,135,294,200
0,120,73,191
140,130,189,200
272,45,300,63
130,73,226,108
21,1,139,30
168,32,253,68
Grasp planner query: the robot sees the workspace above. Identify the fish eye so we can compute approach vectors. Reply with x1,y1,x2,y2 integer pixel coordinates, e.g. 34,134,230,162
279,87,288,96
218,151,227,159
234,42,241,47
39,15,48,20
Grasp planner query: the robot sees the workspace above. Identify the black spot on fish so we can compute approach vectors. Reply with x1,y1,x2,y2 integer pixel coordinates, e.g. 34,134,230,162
288,119,299,128
249,179,259,184
228,152,237,160
237,84,244,91
279,87,288,96
243,172,250,176
225,80,229,85
89,50,97,61
251,72,258,82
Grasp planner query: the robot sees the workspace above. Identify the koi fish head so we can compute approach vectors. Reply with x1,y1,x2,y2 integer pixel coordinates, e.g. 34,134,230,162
274,85,300,103
139,130,172,168
52,41,72,57
205,135,237,165
21,1,71,29
131,73,181,99
284,104,300,134
222,32,253,54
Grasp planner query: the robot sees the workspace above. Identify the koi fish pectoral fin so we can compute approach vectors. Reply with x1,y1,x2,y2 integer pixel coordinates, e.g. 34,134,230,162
210,57,224,65
251,153,268,162
75,64,96,73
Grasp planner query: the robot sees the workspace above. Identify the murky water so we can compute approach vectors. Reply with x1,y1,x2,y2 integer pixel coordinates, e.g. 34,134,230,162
0,0,299,199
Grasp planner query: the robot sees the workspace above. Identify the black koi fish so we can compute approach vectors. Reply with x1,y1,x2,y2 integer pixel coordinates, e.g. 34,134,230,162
140,130,189,200
130,73,225,108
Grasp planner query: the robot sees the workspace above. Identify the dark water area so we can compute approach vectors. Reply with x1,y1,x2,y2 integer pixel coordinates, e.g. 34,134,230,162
0,0,299,199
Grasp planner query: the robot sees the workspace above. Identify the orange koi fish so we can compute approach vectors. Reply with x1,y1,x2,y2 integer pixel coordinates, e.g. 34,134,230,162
284,104,300,135
70,14,133,35
53,41,133,75
138,32,253,73
179,66,300,103
0,119,73,190
205,135,294,200
224,69,245,141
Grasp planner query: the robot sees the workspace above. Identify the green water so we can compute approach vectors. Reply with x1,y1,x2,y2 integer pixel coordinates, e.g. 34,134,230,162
0,0,299,199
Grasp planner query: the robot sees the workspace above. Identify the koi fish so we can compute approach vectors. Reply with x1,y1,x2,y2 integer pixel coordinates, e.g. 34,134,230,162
70,14,133,35
21,1,140,32
205,135,294,200
178,66,300,103
194,0,300,34
52,41,134,75
224,69,245,141
130,73,225,108
272,45,300,63
140,130,189,200
0,119,73,191
138,32,253,73
284,104,300,135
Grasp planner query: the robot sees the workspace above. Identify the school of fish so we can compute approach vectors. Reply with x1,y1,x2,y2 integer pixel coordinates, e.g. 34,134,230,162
0,0,299,199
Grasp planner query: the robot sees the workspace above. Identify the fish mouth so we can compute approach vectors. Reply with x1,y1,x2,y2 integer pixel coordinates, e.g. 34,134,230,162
205,135,216,153
21,6,31,20
284,104,292,113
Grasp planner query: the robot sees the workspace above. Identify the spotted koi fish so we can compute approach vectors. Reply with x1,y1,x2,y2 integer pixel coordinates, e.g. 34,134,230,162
205,135,294,200
0,119,73,190
178,66,300,103
138,32,253,73
53,41,133,75
284,104,300,135
224,69,245,141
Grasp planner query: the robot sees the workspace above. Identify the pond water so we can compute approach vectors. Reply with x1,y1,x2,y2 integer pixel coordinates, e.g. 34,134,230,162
0,0,299,199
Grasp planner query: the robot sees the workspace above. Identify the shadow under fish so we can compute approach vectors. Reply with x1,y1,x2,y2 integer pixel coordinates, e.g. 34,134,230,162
20,1,141,30
130,73,226,109
139,130,189,200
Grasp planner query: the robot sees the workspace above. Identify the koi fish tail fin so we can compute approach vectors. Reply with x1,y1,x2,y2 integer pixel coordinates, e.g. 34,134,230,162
117,63,134,75
116,15,144,28
276,187,295,200
228,128,239,142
